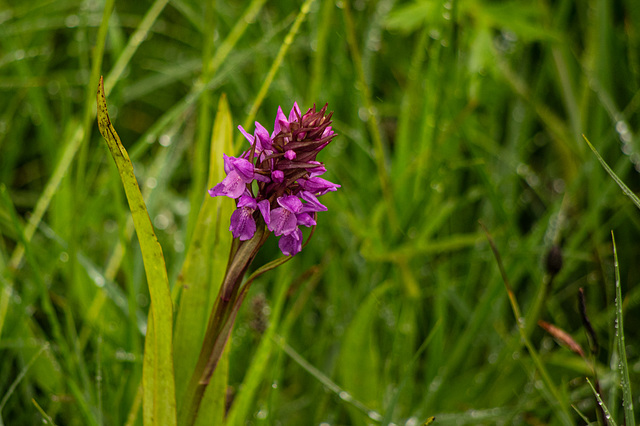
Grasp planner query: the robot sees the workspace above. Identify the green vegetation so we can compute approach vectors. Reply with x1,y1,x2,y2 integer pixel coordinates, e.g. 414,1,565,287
1,0,638,424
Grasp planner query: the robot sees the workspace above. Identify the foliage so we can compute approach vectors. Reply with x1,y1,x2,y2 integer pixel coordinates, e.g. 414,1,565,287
1,0,639,424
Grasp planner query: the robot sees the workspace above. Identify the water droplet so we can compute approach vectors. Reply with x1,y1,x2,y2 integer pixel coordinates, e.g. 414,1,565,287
358,107,370,121
616,120,628,135
94,275,105,288
338,391,351,402
367,410,382,421
159,134,171,147
65,14,80,28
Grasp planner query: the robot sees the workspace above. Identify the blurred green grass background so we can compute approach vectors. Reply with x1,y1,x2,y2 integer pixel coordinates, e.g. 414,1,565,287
1,0,639,424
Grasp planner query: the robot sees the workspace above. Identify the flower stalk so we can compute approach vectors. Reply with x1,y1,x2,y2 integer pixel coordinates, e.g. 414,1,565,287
178,103,339,425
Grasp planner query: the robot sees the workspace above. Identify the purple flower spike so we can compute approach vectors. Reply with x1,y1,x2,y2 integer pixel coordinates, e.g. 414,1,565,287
209,103,339,255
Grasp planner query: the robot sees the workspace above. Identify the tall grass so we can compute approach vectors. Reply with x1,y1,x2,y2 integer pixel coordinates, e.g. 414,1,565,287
1,0,639,424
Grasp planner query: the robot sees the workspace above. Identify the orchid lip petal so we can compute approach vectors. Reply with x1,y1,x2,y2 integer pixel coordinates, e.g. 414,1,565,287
278,228,303,256
268,207,298,236
230,207,257,241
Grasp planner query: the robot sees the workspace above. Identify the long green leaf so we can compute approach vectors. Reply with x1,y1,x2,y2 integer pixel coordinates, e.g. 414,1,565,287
584,135,640,210
612,232,635,426
587,378,618,426
96,77,176,426
173,95,234,423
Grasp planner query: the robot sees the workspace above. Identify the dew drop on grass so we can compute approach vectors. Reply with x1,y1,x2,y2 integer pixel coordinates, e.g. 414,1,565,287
367,410,382,421
429,377,442,392
65,14,80,28
338,391,351,402
405,417,419,426
94,275,105,288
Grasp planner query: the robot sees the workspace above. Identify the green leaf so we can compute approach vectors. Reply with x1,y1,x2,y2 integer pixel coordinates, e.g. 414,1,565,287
612,233,636,426
96,77,176,426
385,1,439,33
472,1,560,42
339,283,391,421
173,94,234,423
587,378,618,426
584,135,640,210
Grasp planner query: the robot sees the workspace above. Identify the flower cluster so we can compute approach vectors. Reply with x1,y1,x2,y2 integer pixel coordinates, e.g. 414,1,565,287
209,103,340,256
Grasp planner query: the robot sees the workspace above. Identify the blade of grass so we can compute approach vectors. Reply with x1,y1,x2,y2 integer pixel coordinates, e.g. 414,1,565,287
173,95,234,418
0,343,48,417
224,264,296,425
96,77,176,426
611,232,635,426
129,0,267,162
186,0,216,246
8,0,113,270
587,378,618,426
274,334,384,423
584,135,640,210
239,0,316,138
480,222,573,425
103,0,169,95
341,0,397,232
31,397,58,426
